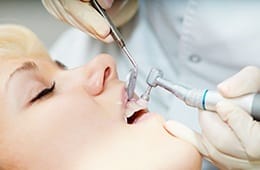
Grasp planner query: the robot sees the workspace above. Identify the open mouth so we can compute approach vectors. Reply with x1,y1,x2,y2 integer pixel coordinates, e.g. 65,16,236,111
125,99,148,124
127,109,148,124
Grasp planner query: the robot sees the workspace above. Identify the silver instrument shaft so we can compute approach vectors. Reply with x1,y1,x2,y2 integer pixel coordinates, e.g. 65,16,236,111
91,0,138,100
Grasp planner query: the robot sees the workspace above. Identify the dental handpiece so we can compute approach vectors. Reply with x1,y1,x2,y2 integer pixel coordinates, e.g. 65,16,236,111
141,68,260,121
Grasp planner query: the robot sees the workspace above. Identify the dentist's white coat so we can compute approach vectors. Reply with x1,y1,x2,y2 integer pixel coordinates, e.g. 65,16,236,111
50,1,260,169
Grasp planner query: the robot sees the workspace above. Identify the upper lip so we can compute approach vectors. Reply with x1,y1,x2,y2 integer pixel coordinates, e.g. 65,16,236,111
121,87,129,109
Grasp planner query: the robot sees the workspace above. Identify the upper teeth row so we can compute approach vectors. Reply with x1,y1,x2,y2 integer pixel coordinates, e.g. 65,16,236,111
125,99,148,118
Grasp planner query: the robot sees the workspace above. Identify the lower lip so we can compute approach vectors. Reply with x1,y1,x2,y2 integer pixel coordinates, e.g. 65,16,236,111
133,112,157,124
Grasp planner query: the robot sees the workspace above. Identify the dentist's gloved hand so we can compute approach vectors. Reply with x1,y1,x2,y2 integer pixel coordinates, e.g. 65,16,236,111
42,0,114,43
165,66,260,170
42,0,138,43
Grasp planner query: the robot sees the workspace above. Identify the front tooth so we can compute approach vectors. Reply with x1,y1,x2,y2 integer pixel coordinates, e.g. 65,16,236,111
125,100,146,118
125,102,141,118
137,98,148,108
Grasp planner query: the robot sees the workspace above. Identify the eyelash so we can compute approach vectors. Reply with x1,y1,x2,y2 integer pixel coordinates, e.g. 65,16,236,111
55,60,67,69
30,82,56,103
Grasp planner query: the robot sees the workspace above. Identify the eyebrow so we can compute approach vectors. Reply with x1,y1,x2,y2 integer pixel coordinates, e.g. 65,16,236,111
9,61,38,78
6,61,39,89
6,60,65,90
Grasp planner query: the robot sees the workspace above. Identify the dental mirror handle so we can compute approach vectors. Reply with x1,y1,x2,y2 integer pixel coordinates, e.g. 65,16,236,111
155,77,260,121
91,0,138,100
91,0,137,68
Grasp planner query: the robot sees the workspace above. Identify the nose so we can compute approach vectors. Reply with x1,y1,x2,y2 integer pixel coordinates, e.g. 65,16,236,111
79,54,118,96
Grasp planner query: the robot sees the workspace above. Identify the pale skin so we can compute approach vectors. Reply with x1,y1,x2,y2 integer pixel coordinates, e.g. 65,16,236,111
0,25,201,170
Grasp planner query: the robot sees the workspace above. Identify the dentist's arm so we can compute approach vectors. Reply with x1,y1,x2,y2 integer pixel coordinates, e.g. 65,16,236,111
165,66,260,170
42,0,114,43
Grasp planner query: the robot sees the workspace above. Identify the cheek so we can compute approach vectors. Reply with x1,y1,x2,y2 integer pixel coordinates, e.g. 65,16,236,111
26,95,113,140
4,95,119,161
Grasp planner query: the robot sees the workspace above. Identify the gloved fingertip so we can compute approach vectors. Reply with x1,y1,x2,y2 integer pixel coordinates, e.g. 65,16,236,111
105,0,114,8
98,0,114,9
95,33,113,43
165,120,175,125
164,120,178,129
217,82,225,91
95,25,110,38
216,101,235,121
103,34,114,43
164,120,190,137
164,120,183,136
165,121,208,155
217,81,232,96
164,120,176,132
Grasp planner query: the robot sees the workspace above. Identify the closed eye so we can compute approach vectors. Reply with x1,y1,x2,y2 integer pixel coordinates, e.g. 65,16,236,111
30,82,55,103
55,60,67,70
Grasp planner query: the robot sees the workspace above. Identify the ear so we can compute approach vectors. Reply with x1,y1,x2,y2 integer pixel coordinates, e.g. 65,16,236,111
0,24,51,59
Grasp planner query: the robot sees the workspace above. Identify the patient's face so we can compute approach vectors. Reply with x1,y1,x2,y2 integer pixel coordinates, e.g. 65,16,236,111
0,54,201,170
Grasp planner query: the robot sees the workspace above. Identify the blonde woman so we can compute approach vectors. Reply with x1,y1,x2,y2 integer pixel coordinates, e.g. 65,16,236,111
0,25,201,170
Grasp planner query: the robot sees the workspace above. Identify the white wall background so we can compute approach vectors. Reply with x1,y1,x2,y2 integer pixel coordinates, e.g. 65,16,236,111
0,0,70,48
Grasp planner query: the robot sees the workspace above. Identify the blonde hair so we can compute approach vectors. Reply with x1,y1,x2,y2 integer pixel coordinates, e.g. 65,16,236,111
0,24,50,59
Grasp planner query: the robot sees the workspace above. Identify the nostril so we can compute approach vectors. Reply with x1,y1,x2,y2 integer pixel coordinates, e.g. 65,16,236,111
103,67,111,85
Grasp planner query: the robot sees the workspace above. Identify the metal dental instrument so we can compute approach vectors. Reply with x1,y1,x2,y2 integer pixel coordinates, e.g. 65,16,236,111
141,68,260,121
91,0,138,100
